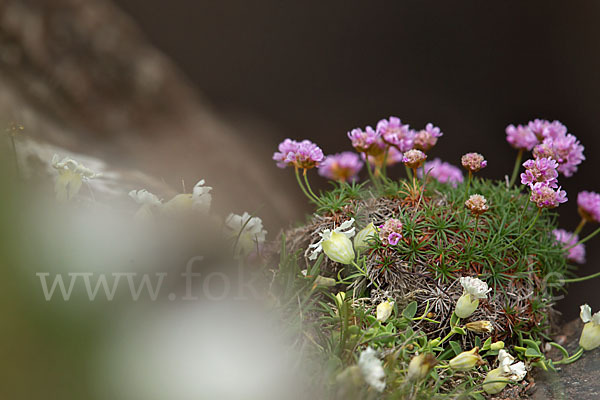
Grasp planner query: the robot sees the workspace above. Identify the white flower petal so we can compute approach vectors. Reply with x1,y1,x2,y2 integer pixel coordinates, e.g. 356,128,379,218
593,311,600,326
358,347,386,392
508,361,527,381
459,276,491,299
581,304,592,323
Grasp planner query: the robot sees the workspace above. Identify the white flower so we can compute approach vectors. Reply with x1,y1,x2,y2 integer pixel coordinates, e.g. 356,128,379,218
191,179,212,213
129,189,162,207
358,347,386,392
307,218,355,260
579,304,600,350
483,350,527,394
376,300,394,323
460,276,491,299
225,212,267,257
51,154,100,201
129,189,162,221
163,179,212,214
455,277,490,319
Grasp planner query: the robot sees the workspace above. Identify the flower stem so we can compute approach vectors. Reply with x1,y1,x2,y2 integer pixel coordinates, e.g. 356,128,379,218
554,347,584,365
567,226,600,250
405,165,413,180
574,218,587,237
562,271,600,283
303,169,322,204
502,208,541,250
508,149,524,188
295,167,319,204
381,147,389,179
463,171,472,203
365,159,381,191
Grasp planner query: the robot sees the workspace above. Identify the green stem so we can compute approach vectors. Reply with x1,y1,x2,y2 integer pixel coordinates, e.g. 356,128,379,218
303,169,322,204
573,218,587,237
554,347,584,365
352,260,380,290
9,135,20,177
437,330,456,347
295,167,319,204
365,158,381,189
502,208,542,251
381,147,389,179
562,271,600,283
463,171,472,204
508,148,524,188
405,165,413,181
567,226,600,250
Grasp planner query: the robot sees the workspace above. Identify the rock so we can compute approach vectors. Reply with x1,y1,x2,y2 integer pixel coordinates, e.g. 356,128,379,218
0,0,303,229
531,318,600,400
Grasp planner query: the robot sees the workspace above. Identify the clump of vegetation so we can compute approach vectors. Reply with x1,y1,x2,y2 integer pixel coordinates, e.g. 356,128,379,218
268,117,600,398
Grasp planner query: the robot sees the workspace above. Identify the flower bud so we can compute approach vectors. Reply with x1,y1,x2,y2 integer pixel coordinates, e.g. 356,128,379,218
354,223,377,252
490,341,505,351
322,231,355,264
455,293,479,319
334,292,346,310
579,322,600,351
482,367,509,394
376,300,394,323
465,321,493,334
448,347,482,371
407,353,437,381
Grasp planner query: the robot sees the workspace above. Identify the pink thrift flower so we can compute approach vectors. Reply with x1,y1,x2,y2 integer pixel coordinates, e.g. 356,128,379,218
465,194,489,215
505,124,538,151
273,139,300,168
418,158,464,187
377,116,414,152
348,126,382,155
530,182,567,209
532,130,585,177
414,123,443,152
520,157,559,188
577,191,600,223
363,145,403,168
318,152,364,182
402,149,427,169
387,232,402,246
461,152,488,173
528,119,568,141
378,218,403,246
553,229,586,264
273,139,324,169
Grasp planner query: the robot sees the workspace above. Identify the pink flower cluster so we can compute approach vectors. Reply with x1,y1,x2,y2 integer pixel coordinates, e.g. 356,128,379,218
378,218,403,246
506,124,538,151
529,182,567,209
414,123,443,152
378,117,414,152
273,139,325,169
317,152,364,182
402,149,427,169
507,119,585,177
577,191,600,223
418,158,464,187
461,152,487,172
552,229,586,264
520,157,559,188
348,117,443,169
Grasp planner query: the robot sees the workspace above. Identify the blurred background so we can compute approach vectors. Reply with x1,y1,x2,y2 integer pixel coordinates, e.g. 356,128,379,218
114,0,600,313
1,0,599,398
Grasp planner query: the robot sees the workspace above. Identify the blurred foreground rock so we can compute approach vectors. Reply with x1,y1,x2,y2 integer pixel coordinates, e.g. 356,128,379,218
0,0,302,229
